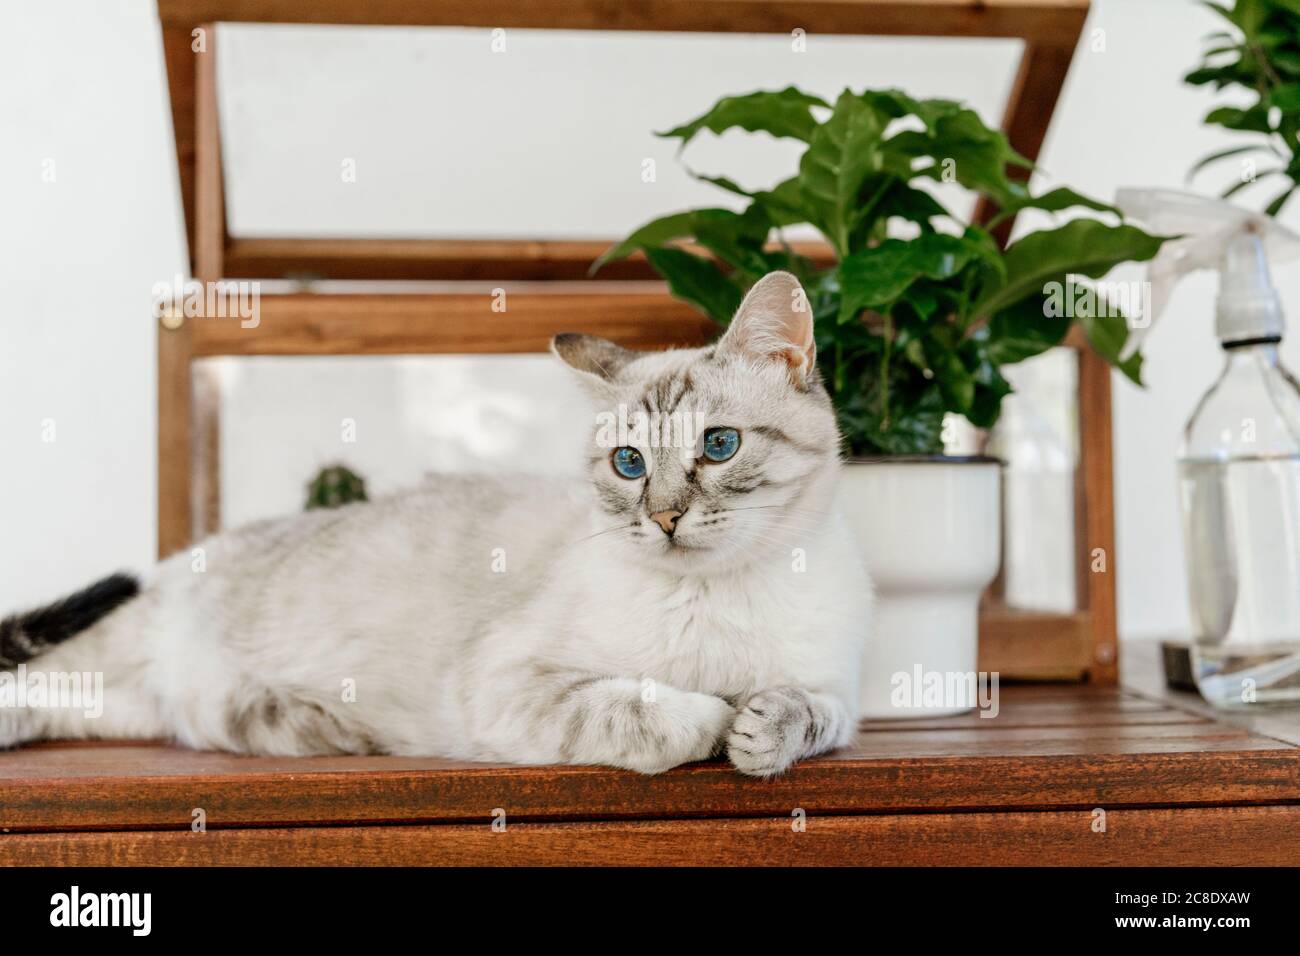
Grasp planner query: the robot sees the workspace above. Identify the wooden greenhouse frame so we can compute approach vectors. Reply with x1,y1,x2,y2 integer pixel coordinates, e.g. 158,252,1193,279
154,0,1114,683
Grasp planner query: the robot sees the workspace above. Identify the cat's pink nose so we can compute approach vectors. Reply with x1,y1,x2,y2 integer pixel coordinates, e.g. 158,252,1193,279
649,509,684,536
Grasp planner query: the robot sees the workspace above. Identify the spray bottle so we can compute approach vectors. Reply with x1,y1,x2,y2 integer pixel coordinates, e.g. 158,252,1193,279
1116,188,1300,707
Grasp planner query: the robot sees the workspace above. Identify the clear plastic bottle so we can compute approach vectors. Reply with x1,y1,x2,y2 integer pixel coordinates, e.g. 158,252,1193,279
1118,188,1300,709
1181,339,1300,706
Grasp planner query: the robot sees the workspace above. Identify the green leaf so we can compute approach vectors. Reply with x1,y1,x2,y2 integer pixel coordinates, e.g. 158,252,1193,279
758,177,812,226
657,87,830,148
1204,105,1273,133
901,285,940,322
1266,184,1298,215
689,206,774,278
1222,168,1281,197
1271,83,1300,111
875,181,951,223
1079,307,1144,386
988,186,1118,227
924,339,975,415
847,179,954,250
593,211,698,271
643,247,743,324
797,90,886,255
861,89,963,129
1236,0,1266,37
835,384,947,456
1189,143,1275,179
1273,49,1300,76
693,173,808,227
838,233,981,322
1184,63,1243,87
970,220,1167,323
594,205,777,278
881,107,1030,204
960,225,1006,281
1201,2,1241,31
964,346,1013,429
980,291,1072,366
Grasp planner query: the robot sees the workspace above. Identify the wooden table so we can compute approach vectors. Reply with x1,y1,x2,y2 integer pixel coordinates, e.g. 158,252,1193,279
3,642,1298,866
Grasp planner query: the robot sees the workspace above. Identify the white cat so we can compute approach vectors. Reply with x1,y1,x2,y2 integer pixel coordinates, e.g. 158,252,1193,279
0,272,872,776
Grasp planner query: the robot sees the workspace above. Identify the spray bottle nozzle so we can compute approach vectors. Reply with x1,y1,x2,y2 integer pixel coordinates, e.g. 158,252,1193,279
1115,188,1300,348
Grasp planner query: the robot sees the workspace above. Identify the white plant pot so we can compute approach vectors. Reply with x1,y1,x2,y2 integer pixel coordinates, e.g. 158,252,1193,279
840,457,1002,719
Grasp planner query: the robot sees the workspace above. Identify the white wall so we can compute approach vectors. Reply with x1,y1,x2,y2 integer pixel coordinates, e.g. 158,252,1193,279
0,0,185,609
1,0,1285,641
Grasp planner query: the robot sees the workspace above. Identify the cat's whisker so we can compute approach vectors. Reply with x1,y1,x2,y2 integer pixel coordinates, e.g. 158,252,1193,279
716,507,832,528
565,522,639,548
720,513,830,537
719,504,832,517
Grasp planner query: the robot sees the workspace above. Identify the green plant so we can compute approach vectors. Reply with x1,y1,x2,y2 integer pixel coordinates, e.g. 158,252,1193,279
305,464,369,510
595,87,1166,455
1187,0,1300,213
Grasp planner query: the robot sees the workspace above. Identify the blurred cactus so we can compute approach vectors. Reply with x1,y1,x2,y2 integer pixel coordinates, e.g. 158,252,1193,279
305,464,369,511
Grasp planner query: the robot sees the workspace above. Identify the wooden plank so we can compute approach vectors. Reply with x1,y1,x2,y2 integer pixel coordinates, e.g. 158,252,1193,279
904,692,1162,711
840,726,1273,759
858,711,1210,731
2,734,1295,832
161,25,197,272
194,24,224,282
159,25,221,556
223,237,835,282
5,804,1298,866
190,25,224,541
156,1,1091,43
227,237,658,282
1078,345,1118,683
157,314,193,559
858,700,1208,731
992,681,1138,699
191,361,222,537
190,287,718,356
978,608,1091,679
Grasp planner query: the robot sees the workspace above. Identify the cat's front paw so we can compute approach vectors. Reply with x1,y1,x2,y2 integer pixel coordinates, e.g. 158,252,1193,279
727,687,817,778
618,688,735,775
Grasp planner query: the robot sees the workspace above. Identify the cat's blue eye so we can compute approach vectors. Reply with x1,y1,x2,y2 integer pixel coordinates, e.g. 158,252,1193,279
611,447,646,479
702,427,741,462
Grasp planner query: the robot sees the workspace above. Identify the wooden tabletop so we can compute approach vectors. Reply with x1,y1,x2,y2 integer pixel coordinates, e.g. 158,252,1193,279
3,640,1298,864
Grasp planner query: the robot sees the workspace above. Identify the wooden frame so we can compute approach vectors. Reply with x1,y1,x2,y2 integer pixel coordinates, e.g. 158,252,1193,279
155,0,1112,681
158,0,1086,277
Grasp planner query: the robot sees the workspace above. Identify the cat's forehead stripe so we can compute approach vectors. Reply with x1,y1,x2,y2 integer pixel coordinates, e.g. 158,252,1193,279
639,368,695,417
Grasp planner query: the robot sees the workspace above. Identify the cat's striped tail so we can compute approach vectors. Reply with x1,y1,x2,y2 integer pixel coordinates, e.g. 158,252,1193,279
0,573,140,669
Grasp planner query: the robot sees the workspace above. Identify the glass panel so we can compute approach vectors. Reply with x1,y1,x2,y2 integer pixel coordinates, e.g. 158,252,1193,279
195,355,590,530
216,25,1021,239
987,348,1080,613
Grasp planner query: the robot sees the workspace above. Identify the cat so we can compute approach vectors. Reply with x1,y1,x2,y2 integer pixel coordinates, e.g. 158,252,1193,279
0,271,872,776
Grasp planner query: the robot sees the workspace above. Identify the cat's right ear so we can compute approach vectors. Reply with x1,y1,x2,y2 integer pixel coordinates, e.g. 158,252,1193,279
551,333,635,399
717,271,816,388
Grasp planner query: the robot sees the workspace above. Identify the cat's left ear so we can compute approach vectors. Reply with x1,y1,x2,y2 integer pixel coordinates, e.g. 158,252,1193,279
551,333,636,397
717,271,816,388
